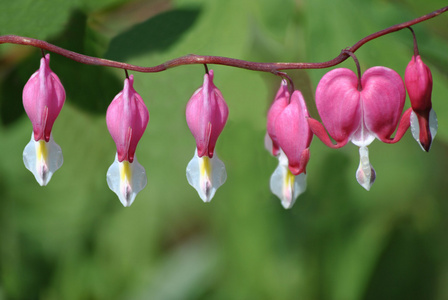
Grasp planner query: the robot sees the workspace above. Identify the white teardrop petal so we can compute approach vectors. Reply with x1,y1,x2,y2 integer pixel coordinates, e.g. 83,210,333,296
264,132,274,155
107,154,147,207
410,109,438,151
429,108,438,141
23,133,63,186
186,148,227,202
356,146,376,191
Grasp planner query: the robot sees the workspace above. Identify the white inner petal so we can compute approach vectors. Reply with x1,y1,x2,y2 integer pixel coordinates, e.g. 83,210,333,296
269,150,306,209
107,154,147,207
23,133,63,186
186,148,227,202
410,109,438,151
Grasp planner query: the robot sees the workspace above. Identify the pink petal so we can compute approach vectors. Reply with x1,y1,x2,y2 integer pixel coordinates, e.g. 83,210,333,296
361,67,405,141
315,68,361,145
106,75,149,163
405,55,433,113
266,79,289,156
405,55,434,151
23,54,65,142
186,70,228,158
274,90,312,175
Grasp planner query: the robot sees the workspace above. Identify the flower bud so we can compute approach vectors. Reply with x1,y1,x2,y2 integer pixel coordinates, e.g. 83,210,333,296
186,70,228,158
405,55,437,151
23,54,65,142
106,75,149,163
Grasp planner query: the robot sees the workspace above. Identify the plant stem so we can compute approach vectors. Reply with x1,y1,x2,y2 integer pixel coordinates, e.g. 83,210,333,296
0,6,446,74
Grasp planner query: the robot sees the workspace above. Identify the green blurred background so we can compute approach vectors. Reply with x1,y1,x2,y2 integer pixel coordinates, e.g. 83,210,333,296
0,0,447,299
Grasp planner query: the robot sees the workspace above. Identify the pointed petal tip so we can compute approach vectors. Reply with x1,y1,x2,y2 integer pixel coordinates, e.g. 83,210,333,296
121,199,133,207
201,197,212,203
281,200,295,210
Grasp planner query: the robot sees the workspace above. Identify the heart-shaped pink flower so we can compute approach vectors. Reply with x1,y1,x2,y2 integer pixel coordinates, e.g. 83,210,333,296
308,66,411,190
314,67,407,148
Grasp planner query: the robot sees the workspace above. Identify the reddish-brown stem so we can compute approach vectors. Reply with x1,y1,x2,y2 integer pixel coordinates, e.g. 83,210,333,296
408,27,420,56
0,6,446,74
343,50,362,91
276,72,295,95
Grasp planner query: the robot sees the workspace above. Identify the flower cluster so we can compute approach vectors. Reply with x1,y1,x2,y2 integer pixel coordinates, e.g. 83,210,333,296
21,31,436,209
307,51,435,194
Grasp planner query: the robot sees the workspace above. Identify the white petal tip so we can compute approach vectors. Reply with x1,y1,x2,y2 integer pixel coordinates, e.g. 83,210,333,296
23,133,63,186
107,154,147,207
281,200,294,210
186,149,227,203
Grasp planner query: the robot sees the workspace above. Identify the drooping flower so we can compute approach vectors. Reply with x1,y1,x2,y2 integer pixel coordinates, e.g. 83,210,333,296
185,70,228,202
106,74,149,207
405,55,437,151
308,67,411,190
22,53,65,186
267,82,312,209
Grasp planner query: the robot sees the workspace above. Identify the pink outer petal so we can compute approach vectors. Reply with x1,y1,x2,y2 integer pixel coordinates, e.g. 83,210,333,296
274,90,313,175
23,54,65,142
106,75,149,163
380,108,411,144
266,80,289,156
186,70,229,158
405,55,433,113
307,117,348,148
361,67,406,141
315,68,361,144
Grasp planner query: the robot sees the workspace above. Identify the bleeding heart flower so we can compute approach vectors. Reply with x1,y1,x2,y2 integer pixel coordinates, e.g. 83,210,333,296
405,55,437,151
106,74,149,207
186,70,228,202
267,83,312,209
22,53,65,186
308,67,411,190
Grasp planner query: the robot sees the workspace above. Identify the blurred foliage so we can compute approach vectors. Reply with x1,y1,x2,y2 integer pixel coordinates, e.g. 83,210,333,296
0,0,447,299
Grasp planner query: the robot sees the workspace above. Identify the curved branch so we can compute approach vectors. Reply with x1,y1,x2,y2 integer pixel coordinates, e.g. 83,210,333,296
0,6,446,74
